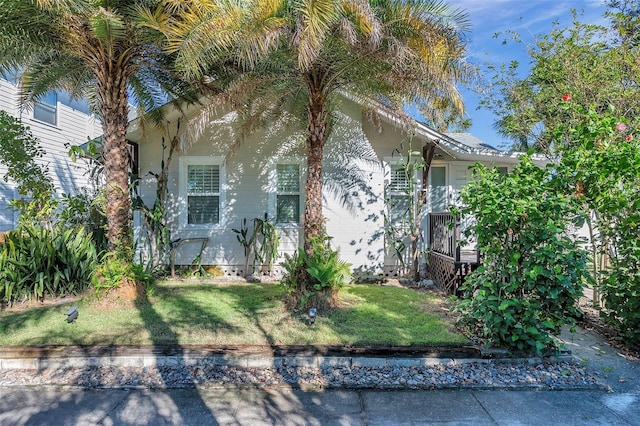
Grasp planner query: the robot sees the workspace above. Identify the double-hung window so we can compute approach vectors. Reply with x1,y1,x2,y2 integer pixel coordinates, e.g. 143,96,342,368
180,157,224,227
276,163,301,224
33,92,57,126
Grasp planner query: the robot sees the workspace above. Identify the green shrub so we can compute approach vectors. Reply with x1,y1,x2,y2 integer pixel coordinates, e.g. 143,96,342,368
0,225,98,305
91,254,155,297
280,234,351,312
58,191,108,254
454,157,588,356
554,102,640,348
600,240,640,346
0,111,57,227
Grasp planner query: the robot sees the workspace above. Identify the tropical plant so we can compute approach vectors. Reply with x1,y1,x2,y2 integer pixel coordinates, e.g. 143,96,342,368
384,138,428,280
280,234,351,312
0,0,197,257
92,252,155,297
233,213,280,277
0,110,56,226
0,224,98,305
133,121,181,269
454,158,588,356
57,190,108,255
554,99,640,348
159,0,471,304
479,1,640,347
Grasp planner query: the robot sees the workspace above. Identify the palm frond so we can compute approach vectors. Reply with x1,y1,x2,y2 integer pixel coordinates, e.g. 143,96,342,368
89,7,127,55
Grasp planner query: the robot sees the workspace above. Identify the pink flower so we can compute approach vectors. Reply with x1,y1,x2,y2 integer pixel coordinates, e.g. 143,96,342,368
616,123,627,132
626,134,633,141
562,93,572,102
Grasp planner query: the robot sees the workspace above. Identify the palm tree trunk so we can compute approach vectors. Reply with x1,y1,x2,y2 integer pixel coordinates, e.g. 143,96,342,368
303,87,328,254
96,68,132,254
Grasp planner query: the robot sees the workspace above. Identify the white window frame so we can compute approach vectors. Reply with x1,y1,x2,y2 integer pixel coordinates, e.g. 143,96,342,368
269,158,303,228
384,157,419,228
178,156,226,229
32,92,58,126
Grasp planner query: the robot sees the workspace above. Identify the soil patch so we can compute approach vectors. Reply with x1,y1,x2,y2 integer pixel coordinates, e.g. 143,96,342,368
94,280,147,311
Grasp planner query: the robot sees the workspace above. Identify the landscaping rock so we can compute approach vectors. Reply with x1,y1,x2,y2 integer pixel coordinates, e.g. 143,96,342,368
0,359,604,390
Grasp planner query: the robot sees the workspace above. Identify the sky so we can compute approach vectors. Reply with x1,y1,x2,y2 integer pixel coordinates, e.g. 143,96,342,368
448,0,609,148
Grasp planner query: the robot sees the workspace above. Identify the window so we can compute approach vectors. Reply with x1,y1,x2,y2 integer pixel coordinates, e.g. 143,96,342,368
387,164,412,226
429,166,447,212
497,166,509,175
33,92,57,126
276,163,300,224
179,157,224,227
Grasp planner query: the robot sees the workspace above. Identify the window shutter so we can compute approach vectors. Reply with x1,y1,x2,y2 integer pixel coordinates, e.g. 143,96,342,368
188,165,220,193
277,164,300,192
389,166,409,191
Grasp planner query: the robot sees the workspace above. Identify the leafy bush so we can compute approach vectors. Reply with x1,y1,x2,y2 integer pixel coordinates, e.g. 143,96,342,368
280,234,351,312
91,254,155,297
454,157,588,355
555,102,640,347
0,225,98,305
58,191,108,254
0,111,57,226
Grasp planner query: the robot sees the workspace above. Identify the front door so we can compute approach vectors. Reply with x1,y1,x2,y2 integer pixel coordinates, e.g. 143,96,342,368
429,165,448,212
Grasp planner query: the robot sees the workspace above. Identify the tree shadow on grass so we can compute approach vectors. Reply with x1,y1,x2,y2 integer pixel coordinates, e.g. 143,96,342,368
210,283,285,347
325,284,467,346
0,305,59,337
134,288,243,345
131,288,222,425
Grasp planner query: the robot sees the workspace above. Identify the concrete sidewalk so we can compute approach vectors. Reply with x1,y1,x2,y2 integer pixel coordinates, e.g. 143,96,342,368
1,387,639,425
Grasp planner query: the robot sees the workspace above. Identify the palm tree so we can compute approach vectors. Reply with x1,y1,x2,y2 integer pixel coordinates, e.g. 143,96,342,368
0,0,194,254
165,0,471,249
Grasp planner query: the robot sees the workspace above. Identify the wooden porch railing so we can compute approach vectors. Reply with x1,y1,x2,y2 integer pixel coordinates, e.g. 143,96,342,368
427,212,480,294
429,212,459,260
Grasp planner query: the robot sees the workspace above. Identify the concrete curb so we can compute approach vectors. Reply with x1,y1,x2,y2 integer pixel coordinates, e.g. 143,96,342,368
0,345,575,370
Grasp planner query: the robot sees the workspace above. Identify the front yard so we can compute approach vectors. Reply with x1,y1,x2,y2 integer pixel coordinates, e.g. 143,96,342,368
0,281,468,347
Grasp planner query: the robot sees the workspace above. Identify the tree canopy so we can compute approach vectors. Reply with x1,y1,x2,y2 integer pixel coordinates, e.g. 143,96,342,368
481,3,640,152
0,0,195,254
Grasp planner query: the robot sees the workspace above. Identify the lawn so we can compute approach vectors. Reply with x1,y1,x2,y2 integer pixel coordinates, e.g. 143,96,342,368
0,281,468,346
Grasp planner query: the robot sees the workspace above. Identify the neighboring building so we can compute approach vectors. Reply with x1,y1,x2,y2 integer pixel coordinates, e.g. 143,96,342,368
0,77,103,230
128,95,539,280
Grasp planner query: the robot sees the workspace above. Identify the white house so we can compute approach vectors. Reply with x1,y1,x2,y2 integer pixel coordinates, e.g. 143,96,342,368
128,96,532,281
0,77,103,230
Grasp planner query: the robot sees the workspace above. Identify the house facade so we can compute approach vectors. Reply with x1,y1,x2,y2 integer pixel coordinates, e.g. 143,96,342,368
0,77,103,230
128,97,528,279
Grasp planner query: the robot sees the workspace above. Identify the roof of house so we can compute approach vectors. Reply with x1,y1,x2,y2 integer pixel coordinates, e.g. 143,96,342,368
444,133,500,152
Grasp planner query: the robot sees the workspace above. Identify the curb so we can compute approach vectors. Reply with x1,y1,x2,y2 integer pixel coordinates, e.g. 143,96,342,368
0,344,576,370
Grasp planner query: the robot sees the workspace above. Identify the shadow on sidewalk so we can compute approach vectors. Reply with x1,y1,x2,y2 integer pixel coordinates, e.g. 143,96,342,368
112,289,222,425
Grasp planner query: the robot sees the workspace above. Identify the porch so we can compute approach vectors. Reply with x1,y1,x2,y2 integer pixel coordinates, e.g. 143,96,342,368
426,212,480,294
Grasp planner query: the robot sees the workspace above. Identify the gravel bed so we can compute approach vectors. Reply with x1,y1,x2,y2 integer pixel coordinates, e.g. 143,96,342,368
0,361,604,390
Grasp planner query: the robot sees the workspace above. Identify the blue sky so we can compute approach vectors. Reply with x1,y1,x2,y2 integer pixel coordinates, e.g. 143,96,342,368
450,0,608,148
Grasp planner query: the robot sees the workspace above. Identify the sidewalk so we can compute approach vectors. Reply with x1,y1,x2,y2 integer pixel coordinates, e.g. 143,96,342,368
0,325,638,425
1,387,638,425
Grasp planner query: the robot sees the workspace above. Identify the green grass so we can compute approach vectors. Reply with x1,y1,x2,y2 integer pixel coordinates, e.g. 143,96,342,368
0,281,468,346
